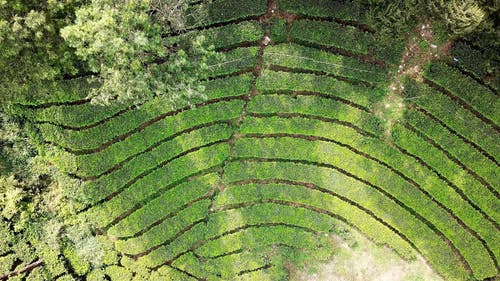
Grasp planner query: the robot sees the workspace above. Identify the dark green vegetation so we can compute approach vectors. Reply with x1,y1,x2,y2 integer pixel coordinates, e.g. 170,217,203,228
0,0,499,280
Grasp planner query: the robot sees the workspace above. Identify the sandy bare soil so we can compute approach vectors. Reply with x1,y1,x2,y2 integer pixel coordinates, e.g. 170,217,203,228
289,230,443,281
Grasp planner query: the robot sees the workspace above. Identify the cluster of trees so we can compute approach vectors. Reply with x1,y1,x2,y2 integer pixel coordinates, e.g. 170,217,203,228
0,0,216,106
0,0,497,278
0,0,216,278
352,0,498,38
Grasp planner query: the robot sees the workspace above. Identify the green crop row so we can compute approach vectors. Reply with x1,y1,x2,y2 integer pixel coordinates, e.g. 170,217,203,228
264,43,389,84
108,173,218,238
404,79,499,159
75,123,233,178
206,47,259,78
222,160,470,281
232,137,496,279
174,248,294,281
43,100,242,177
391,123,500,223
213,182,413,259
246,94,384,136
220,165,419,259
13,77,95,107
79,102,243,204
206,204,334,236
26,70,251,128
132,203,338,269
22,101,128,129
451,42,499,92
169,21,263,50
195,224,330,259
105,266,133,281
238,116,500,261
84,143,230,229
37,78,249,152
256,70,383,108
234,265,285,281
268,18,287,44
279,0,369,23
0,255,15,276
147,264,194,281
173,251,268,280
290,19,376,56
116,199,211,255
36,75,250,151
405,108,499,190
55,274,75,281
424,62,499,125
183,0,267,29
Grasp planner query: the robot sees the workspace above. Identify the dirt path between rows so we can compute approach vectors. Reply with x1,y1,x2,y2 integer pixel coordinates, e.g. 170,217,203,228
373,23,453,140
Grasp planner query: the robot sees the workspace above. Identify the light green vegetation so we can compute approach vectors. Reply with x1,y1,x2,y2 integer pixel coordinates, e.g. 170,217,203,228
0,0,498,280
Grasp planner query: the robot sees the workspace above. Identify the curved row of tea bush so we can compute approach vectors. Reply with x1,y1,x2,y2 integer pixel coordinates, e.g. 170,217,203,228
15,0,498,280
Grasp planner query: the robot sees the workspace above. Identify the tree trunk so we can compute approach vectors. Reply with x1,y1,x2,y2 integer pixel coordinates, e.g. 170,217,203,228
0,260,44,280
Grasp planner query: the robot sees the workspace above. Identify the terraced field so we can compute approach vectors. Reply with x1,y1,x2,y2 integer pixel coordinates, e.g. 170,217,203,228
7,0,499,280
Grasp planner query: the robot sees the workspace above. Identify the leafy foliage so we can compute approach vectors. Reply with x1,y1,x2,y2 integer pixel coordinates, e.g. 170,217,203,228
0,0,82,103
428,0,486,35
61,0,217,106
1,0,218,107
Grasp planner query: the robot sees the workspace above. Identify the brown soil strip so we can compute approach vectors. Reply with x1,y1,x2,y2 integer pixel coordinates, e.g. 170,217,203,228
413,106,499,167
215,41,261,53
268,65,377,88
205,68,255,81
423,78,500,134
260,90,370,112
53,273,67,280
0,251,14,259
187,0,205,7
237,264,272,276
291,38,387,67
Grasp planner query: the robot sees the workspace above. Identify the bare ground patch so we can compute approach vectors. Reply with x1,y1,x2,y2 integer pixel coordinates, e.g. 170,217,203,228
373,23,453,140
289,229,443,281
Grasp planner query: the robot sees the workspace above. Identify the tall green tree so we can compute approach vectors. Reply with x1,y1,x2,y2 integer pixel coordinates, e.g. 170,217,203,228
1,0,216,106
0,0,83,103
429,0,487,35
61,0,216,105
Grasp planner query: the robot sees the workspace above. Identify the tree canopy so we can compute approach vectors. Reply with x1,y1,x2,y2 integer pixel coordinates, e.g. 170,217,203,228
0,0,216,106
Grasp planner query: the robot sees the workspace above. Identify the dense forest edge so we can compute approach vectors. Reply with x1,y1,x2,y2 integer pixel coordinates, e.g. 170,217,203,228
0,0,499,280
